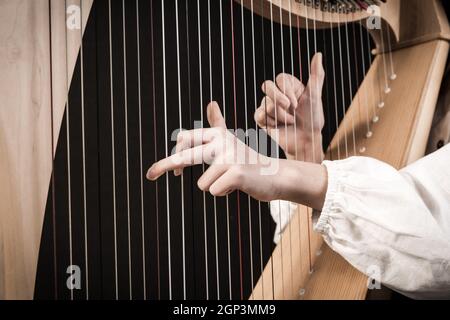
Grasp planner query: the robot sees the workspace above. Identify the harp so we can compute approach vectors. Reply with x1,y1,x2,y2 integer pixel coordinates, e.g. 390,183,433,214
0,0,448,300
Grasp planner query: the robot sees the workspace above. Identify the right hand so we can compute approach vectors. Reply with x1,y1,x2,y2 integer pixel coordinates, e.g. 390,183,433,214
254,53,326,163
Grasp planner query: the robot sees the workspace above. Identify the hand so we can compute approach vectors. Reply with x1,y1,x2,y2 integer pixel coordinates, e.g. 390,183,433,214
146,102,328,210
147,102,278,201
254,53,325,163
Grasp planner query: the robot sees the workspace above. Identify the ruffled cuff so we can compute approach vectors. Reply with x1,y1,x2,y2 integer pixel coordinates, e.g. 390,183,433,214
313,160,348,236
270,200,298,244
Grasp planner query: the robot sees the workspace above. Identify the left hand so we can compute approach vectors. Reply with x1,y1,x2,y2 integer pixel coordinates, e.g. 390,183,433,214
147,102,328,210
146,102,282,202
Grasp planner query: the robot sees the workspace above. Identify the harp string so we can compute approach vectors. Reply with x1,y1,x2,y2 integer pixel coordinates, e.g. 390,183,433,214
277,0,288,300
329,18,341,161
64,0,74,301
248,0,264,299
259,0,272,300
121,0,133,299
174,0,187,300
343,16,357,156
350,21,365,152
135,0,147,300
311,2,321,278
379,20,390,94
249,0,261,301
230,0,245,300
287,0,295,299
357,17,373,145
295,3,306,298
218,0,233,300
149,0,161,300
237,0,255,300
79,0,89,300
304,3,314,274
337,12,349,158
385,25,396,79
206,0,221,300
185,0,195,297
268,0,284,300
353,21,374,130
107,0,119,300
322,21,333,161
160,0,173,300
196,0,209,300
364,27,381,121
48,0,58,300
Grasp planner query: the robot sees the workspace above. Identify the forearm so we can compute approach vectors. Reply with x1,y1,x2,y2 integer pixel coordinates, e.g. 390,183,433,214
273,159,328,211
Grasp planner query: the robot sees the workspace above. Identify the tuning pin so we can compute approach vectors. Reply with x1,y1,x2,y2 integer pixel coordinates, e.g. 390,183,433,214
366,131,373,139
384,87,391,94
299,288,306,297
359,147,367,154
372,116,379,123
378,102,385,108
390,74,397,80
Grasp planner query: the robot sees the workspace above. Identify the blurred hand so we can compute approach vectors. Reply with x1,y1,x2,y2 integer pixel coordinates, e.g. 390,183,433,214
254,53,325,163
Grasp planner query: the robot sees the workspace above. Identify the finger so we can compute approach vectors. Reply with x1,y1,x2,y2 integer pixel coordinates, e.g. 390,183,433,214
147,144,214,181
209,166,243,197
261,80,291,110
295,81,306,102
261,96,295,125
174,128,216,176
305,52,325,101
207,101,227,129
275,73,301,110
175,128,218,152
254,106,277,129
197,164,228,192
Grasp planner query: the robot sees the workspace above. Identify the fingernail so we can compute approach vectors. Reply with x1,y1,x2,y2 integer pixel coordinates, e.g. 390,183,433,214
146,165,157,180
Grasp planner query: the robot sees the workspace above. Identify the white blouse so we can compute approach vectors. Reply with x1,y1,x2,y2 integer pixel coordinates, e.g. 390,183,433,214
271,144,450,300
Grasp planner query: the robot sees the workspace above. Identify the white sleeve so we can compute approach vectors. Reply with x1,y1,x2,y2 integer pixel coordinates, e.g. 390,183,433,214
314,144,450,299
270,200,297,244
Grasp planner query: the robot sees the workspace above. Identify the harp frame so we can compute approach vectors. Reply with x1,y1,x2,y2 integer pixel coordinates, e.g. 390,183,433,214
0,0,449,300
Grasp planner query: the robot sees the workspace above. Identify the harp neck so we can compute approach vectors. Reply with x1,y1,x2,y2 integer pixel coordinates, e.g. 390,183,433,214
241,0,450,54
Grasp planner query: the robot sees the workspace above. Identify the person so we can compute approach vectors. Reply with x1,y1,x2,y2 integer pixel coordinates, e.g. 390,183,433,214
146,53,450,299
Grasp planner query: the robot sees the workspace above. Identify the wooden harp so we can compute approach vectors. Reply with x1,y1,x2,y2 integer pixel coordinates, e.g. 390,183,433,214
0,0,449,300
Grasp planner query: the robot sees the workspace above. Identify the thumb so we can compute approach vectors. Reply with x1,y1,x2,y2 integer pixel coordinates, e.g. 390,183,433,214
207,101,227,129
305,52,325,101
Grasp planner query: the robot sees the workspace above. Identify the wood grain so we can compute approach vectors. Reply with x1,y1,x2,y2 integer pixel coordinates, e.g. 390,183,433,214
0,0,92,300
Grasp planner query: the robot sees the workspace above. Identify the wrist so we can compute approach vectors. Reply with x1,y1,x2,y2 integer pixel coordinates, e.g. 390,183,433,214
285,133,324,163
275,160,328,210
